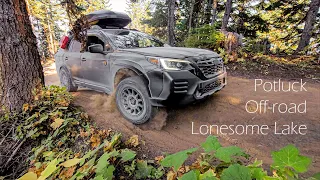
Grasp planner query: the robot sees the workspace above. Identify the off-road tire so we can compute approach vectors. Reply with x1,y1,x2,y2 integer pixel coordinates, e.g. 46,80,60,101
116,76,154,124
59,68,78,92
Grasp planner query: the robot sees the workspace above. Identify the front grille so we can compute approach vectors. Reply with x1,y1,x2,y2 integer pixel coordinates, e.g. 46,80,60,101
197,58,223,78
173,81,188,93
199,79,222,95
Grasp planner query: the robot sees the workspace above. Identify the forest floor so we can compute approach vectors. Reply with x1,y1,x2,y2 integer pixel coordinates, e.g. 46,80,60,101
44,57,320,176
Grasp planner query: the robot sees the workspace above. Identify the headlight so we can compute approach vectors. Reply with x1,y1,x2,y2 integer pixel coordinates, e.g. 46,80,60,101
147,57,192,70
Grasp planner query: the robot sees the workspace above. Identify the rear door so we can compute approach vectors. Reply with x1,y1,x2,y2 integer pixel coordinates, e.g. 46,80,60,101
80,33,112,92
64,40,83,81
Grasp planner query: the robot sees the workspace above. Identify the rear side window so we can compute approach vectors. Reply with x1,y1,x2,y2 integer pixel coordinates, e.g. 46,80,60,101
69,40,81,52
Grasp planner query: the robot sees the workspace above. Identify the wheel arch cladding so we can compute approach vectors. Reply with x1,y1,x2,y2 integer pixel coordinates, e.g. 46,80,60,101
113,67,151,96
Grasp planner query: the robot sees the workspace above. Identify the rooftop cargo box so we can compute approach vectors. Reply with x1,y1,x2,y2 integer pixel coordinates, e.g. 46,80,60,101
85,10,131,28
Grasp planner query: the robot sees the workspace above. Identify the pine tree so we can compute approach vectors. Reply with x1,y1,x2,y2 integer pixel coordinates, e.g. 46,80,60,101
28,0,67,58
296,0,320,53
126,0,154,34
261,0,314,53
86,0,112,12
0,0,44,111
142,1,168,40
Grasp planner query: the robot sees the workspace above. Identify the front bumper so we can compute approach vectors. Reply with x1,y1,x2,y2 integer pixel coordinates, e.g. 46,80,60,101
147,69,227,107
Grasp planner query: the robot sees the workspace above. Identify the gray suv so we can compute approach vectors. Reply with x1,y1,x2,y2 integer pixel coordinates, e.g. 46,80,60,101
55,10,227,124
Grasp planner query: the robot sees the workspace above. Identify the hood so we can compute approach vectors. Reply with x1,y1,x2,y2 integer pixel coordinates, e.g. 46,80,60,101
119,47,220,60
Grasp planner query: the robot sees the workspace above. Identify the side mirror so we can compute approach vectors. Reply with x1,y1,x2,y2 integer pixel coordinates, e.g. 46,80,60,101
88,44,104,54
105,44,112,52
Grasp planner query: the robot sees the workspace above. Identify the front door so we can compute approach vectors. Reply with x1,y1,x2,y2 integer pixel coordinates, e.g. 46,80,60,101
80,35,112,92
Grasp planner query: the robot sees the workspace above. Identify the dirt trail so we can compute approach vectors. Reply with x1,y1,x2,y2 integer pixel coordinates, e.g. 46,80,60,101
45,64,320,175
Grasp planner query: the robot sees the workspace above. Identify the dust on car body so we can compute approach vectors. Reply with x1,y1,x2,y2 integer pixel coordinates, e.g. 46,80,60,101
55,10,227,124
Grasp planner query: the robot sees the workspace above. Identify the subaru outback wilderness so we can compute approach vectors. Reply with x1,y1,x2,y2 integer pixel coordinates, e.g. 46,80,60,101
55,10,227,124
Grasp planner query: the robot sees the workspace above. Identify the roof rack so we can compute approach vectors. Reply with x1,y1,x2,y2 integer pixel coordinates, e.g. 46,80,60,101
85,10,131,28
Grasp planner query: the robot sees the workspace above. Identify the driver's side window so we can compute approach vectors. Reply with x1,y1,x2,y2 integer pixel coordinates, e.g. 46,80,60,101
86,36,105,52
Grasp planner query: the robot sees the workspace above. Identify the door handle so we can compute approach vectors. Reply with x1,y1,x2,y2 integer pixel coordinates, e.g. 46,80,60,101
65,57,68,61
81,57,86,61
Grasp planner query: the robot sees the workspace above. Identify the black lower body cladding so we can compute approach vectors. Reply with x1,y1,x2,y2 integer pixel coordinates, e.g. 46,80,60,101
147,69,227,107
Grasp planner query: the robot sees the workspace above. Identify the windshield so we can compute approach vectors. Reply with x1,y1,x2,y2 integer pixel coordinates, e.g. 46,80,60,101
105,30,164,49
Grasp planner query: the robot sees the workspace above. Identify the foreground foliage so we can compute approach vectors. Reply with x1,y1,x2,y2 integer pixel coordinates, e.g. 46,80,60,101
1,86,318,180
161,136,319,180
0,86,163,179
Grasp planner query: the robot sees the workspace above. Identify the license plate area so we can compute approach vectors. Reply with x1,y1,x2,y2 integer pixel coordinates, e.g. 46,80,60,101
196,77,225,97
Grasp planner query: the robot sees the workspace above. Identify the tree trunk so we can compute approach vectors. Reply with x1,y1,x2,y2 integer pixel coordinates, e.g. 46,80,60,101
221,0,232,30
205,0,212,24
210,0,218,26
192,0,203,28
0,0,44,111
45,5,56,57
295,0,320,53
188,0,195,33
168,0,176,46
236,3,244,34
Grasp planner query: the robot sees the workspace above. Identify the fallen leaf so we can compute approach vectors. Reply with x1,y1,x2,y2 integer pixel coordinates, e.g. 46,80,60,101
125,135,139,147
38,158,59,180
104,133,121,151
43,151,54,157
90,134,101,149
50,118,64,129
57,141,64,147
61,158,82,167
74,153,81,158
45,90,51,97
185,166,190,172
18,172,37,180
81,112,89,119
59,166,75,179
166,171,176,180
155,156,164,164
80,129,89,138
178,166,186,173
23,104,29,112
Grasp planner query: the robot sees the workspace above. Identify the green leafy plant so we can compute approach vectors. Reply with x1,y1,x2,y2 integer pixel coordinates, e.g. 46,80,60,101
7,86,163,180
161,148,198,171
271,144,312,179
160,136,316,180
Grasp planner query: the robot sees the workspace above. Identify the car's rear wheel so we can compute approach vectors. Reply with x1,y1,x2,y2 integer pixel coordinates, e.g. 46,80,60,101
59,68,78,92
116,76,154,124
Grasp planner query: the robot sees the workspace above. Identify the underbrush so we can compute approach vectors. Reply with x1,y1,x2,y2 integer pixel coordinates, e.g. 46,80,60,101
0,86,163,180
184,25,225,51
0,86,319,180
225,53,320,81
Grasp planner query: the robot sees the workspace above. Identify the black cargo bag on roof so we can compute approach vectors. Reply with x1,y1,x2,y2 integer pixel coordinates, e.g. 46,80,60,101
85,10,131,28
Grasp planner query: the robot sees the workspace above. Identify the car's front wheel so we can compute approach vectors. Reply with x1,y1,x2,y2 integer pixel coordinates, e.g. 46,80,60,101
116,76,154,124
